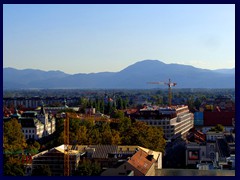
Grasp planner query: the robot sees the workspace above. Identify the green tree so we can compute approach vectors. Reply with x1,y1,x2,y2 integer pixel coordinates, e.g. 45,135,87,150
116,97,124,110
187,96,195,111
3,157,25,176
98,122,113,144
118,117,132,133
88,128,101,144
74,159,101,176
121,121,165,152
101,128,113,144
26,139,40,155
111,110,124,119
76,126,88,144
209,124,224,132
111,130,121,145
99,100,105,113
4,119,27,155
194,98,202,110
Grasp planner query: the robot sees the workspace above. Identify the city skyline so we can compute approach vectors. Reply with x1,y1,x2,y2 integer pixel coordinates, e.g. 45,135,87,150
3,4,235,74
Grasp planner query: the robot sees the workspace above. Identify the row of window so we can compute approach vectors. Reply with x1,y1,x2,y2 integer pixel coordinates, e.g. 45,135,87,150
22,129,35,133
25,134,35,139
145,121,171,126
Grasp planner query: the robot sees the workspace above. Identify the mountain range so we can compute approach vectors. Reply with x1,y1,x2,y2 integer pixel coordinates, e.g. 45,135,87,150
3,60,235,89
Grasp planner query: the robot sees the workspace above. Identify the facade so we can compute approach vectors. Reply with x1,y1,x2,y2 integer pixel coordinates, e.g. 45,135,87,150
32,145,80,176
203,111,234,126
20,103,56,140
129,105,194,140
185,132,235,170
194,112,204,126
185,142,208,167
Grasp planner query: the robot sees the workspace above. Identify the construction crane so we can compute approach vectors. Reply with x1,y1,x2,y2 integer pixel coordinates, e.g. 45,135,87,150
64,112,70,176
64,112,81,176
63,112,120,176
147,78,177,107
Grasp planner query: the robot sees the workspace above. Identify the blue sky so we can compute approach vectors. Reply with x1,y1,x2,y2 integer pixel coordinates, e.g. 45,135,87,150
3,4,235,74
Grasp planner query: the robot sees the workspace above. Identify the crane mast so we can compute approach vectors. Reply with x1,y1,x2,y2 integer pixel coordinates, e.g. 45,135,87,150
64,113,70,176
64,112,80,176
147,78,177,107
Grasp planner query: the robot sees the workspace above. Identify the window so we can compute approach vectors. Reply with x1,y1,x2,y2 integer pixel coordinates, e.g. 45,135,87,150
29,130,31,133
210,144,215,150
209,152,215,160
32,130,34,133
26,130,28,133
26,135,28,139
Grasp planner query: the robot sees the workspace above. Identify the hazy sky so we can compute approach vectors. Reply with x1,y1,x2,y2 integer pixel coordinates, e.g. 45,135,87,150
3,4,235,74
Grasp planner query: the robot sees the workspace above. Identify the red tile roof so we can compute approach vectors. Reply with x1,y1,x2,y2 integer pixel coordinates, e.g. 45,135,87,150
127,149,155,175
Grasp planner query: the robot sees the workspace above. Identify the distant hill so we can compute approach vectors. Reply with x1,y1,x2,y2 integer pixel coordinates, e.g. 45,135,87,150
213,68,235,74
3,60,235,89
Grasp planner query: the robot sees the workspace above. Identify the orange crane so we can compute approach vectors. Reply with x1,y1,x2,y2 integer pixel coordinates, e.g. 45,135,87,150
63,112,120,176
64,112,84,176
64,112,70,176
147,78,177,107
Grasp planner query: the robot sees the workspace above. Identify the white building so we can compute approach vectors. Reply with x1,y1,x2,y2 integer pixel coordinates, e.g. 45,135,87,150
132,105,194,140
20,104,56,140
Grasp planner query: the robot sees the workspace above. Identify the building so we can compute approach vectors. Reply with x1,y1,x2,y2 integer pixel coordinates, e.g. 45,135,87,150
185,142,208,167
4,103,56,140
128,105,194,140
32,145,81,176
101,148,157,176
31,144,162,176
3,96,80,109
194,112,204,126
200,96,235,113
195,96,235,133
185,132,235,170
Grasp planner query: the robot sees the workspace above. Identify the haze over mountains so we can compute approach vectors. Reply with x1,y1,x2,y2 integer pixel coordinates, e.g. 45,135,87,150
3,60,235,89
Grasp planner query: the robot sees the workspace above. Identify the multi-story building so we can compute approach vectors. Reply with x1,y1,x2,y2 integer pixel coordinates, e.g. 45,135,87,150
32,144,80,176
128,105,194,140
20,106,56,139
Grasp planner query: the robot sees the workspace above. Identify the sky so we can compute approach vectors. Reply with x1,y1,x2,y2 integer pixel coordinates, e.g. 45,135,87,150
3,4,235,74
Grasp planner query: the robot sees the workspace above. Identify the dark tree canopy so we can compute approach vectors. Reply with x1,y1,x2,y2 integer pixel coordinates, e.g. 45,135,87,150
74,159,101,176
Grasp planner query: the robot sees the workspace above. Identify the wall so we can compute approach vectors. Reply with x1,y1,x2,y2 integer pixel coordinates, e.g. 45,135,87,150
204,112,234,126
